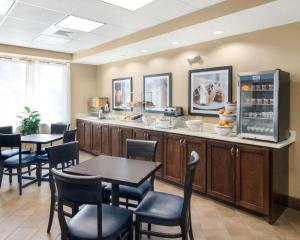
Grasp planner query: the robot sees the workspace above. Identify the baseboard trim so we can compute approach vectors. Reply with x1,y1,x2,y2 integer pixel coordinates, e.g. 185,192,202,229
288,196,300,211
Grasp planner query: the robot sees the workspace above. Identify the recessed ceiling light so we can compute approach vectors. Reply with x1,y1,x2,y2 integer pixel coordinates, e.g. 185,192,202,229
171,41,180,45
141,49,148,53
213,30,225,35
56,15,104,32
101,0,156,11
0,0,15,15
33,35,70,45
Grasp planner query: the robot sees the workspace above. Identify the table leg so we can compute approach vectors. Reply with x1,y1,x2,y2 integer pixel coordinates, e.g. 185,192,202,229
36,143,42,186
111,183,120,206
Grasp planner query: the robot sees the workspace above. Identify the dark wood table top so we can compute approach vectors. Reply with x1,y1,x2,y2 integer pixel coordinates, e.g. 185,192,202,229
21,134,63,144
64,155,162,187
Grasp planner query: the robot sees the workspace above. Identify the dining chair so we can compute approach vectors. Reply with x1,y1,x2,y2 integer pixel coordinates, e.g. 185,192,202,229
50,123,70,134
46,141,80,233
135,151,200,240
105,139,158,208
0,126,30,160
62,129,77,144
52,168,133,240
0,134,39,195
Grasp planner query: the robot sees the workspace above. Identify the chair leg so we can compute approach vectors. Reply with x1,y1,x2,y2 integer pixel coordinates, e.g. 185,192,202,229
181,225,188,240
126,198,129,209
27,166,31,176
8,169,12,184
17,168,22,195
71,204,79,216
189,207,194,240
36,162,41,186
0,162,3,187
47,196,56,233
147,223,151,238
135,221,141,240
128,217,133,240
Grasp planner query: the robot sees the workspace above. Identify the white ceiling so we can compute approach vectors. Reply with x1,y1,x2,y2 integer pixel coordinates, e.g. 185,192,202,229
74,0,300,65
0,0,223,53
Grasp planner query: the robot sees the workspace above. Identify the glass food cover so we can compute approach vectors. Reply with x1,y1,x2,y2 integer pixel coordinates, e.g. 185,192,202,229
237,69,290,142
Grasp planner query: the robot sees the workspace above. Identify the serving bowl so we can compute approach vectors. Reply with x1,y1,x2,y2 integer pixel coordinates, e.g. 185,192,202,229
225,103,237,113
219,114,236,122
142,116,156,126
214,125,233,136
185,120,203,131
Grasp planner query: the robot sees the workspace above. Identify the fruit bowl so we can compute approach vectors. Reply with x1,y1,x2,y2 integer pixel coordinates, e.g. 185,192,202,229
214,125,233,136
219,114,236,122
185,120,203,131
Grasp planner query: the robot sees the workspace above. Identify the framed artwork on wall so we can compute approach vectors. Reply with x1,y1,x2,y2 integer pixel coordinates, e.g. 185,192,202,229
143,72,172,112
112,77,132,111
188,66,232,116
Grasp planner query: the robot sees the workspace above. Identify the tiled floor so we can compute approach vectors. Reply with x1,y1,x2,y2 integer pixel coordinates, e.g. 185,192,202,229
0,151,300,240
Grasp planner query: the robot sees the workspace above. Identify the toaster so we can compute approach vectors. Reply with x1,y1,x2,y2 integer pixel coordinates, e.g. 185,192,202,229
163,107,184,117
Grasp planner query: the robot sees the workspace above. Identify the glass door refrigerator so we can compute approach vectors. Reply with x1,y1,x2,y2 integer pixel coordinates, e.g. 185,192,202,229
237,69,290,142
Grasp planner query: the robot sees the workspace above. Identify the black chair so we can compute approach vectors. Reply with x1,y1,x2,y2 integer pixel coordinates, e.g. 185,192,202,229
105,139,158,208
52,168,133,240
0,126,30,160
62,129,77,144
46,141,80,233
51,123,70,134
135,151,200,240
0,134,39,195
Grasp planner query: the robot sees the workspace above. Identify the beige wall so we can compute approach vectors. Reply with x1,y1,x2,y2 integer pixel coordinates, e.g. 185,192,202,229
97,22,300,199
70,63,97,127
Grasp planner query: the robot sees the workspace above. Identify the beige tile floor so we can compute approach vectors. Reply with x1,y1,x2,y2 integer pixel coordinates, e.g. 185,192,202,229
0,151,300,240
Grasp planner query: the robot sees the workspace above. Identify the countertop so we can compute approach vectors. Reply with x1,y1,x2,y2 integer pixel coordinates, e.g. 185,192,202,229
77,116,296,149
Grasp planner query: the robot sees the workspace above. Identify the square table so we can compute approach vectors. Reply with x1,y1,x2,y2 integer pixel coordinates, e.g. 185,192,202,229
64,155,162,206
21,134,63,185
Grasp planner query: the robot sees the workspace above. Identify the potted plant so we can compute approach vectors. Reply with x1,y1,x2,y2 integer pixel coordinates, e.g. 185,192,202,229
17,107,41,135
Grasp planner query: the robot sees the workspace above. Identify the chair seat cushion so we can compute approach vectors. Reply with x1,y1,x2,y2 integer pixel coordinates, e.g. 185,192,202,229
37,153,48,162
105,179,151,200
4,154,37,167
0,149,30,160
39,148,47,155
68,204,132,240
135,191,183,226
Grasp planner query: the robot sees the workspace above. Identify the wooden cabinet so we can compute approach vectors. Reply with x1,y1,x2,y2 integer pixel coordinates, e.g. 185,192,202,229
100,124,111,155
110,126,132,157
207,140,235,203
183,136,206,193
164,133,184,185
235,144,270,214
76,119,91,152
91,123,101,155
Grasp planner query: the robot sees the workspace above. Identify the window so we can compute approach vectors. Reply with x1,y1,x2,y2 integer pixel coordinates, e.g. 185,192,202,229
0,57,70,128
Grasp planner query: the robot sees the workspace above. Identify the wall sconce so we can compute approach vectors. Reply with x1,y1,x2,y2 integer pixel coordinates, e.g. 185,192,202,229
187,55,202,65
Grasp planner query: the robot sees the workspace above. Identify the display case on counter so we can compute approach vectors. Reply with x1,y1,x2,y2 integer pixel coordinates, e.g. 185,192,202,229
237,69,290,142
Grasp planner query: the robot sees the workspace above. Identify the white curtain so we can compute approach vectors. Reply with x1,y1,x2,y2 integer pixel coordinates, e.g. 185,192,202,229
0,57,70,128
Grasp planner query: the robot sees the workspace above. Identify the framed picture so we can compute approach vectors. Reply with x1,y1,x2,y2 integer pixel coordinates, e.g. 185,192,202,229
112,77,132,111
188,66,232,116
143,73,172,112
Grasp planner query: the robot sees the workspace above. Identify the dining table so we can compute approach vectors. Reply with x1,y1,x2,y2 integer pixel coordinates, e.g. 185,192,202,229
64,155,162,206
21,133,63,185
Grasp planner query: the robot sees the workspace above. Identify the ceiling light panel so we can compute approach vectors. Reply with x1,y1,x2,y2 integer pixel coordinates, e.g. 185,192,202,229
101,0,156,11
56,15,104,32
0,0,15,15
33,35,70,45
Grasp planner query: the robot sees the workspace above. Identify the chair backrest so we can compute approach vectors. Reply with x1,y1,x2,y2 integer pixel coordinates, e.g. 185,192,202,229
0,126,13,134
0,134,22,162
126,139,158,162
181,151,199,224
52,168,103,239
50,123,70,134
63,129,77,143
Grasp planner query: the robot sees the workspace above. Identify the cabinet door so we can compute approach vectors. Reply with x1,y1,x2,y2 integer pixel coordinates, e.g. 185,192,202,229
120,127,133,157
76,119,85,150
183,136,206,193
236,144,270,214
132,128,147,140
147,130,164,178
110,126,121,157
164,133,183,185
91,123,101,155
207,140,235,203
83,121,92,151
100,125,111,155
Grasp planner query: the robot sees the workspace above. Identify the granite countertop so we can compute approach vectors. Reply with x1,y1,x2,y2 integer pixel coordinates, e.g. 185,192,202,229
77,116,296,149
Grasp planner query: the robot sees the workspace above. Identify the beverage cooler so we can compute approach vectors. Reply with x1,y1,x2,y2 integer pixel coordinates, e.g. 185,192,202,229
237,69,290,142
